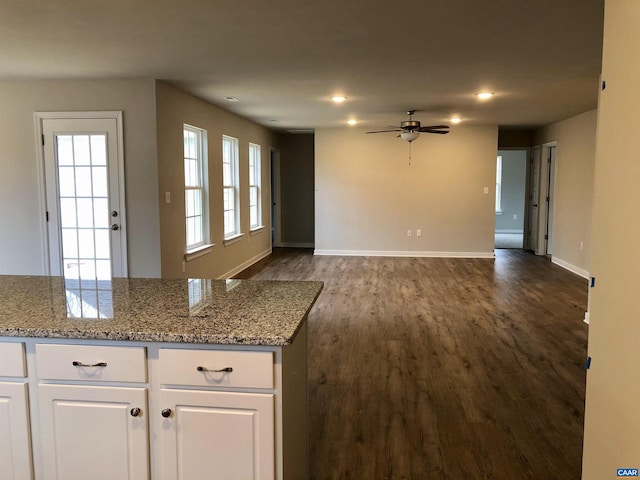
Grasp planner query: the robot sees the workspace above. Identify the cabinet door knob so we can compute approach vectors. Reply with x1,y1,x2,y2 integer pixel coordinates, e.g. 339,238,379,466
161,408,172,418
130,407,141,417
196,366,233,373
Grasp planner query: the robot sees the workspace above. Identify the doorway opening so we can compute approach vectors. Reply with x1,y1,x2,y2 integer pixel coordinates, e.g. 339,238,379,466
495,149,527,249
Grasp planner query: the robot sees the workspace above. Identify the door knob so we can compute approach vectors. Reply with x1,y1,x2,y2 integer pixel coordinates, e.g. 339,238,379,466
111,210,118,217
161,408,172,418
111,224,119,231
130,407,141,417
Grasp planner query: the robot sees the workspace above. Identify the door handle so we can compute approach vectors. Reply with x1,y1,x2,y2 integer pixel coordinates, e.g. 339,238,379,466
111,224,120,231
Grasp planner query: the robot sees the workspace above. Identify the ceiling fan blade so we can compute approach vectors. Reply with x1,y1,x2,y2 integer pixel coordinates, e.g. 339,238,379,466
418,125,450,134
419,125,449,130
420,129,450,134
366,129,403,134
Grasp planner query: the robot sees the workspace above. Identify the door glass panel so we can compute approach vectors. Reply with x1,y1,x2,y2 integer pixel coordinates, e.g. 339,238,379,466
56,133,112,283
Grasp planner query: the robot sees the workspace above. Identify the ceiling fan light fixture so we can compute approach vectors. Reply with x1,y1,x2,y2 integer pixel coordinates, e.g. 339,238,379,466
347,119,358,126
400,131,420,143
450,117,462,124
330,95,347,103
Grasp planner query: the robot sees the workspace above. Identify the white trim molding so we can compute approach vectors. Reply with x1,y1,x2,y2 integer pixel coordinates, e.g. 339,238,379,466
551,256,589,279
495,229,525,234
313,250,495,259
218,248,272,279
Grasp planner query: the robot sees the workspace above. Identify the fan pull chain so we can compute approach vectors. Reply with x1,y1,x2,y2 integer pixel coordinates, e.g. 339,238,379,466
408,141,412,166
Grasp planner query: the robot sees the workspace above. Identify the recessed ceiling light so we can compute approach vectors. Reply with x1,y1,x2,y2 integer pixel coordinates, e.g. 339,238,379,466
347,119,358,126
224,96,240,102
450,117,461,124
330,95,347,103
476,92,494,100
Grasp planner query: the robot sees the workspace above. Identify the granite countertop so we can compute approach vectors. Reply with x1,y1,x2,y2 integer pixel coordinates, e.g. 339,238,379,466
0,276,323,346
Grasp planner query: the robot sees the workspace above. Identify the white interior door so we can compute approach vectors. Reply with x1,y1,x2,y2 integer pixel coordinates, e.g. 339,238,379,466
527,146,541,252
39,113,127,279
546,145,557,255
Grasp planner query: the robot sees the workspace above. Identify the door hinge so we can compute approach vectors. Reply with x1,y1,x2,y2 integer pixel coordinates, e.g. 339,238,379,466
544,235,548,240
546,196,550,202
42,134,45,146
45,211,49,222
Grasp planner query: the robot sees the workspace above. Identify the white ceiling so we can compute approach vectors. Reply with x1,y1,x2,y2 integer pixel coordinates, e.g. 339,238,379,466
0,0,604,131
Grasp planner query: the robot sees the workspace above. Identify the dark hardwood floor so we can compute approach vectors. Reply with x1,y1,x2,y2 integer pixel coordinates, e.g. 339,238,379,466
235,249,589,480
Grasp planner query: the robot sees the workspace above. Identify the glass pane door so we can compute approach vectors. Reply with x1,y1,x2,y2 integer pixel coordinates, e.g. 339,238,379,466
56,133,112,282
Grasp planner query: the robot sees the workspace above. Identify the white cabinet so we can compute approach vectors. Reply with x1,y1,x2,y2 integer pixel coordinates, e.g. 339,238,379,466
2,325,308,480
0,382,32,480
0,341,32,480
159,389,274,480
157,347,276,479
34,344,149,480
38,385,148,480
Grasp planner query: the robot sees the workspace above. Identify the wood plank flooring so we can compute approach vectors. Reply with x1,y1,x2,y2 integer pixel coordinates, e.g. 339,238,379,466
235,249,589,480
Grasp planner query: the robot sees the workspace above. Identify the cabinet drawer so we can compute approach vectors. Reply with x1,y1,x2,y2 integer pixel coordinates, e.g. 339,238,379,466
0,342,26,377
36,344,147,383
159,349,274,389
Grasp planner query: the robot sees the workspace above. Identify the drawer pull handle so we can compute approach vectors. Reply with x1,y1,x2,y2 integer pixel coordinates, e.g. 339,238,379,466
72,361,108,367
130,407,141,417
196,366,233,373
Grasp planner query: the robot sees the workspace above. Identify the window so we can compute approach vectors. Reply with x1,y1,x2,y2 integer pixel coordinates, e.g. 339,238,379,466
495,155,503,213
222,135,240,238
184,125,209,251
248,143,262,230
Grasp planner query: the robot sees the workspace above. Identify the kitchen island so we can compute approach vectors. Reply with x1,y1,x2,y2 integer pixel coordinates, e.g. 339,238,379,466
0,275,323,480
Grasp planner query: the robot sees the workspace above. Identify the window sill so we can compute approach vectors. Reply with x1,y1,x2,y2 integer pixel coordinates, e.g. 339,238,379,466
250,225,265,236
184,244,215,262
223,233,244,247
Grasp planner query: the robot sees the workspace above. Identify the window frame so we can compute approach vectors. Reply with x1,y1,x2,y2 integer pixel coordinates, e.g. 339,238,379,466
248,142,263,231
183,124,210,255
222,135,241,241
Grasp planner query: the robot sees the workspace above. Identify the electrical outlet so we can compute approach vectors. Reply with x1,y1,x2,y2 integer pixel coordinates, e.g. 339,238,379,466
416,229,422,237
165,192,171,204
407,230,412,237
513,214,517,220
580,241,584,250
483,187,489,194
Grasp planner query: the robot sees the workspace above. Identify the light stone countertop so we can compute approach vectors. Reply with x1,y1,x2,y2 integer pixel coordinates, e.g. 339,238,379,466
0,276,323,346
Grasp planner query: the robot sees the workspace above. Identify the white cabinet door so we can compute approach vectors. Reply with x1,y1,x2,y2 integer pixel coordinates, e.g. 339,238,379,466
38,384,148,480
159,389,274,480
0,382,32,480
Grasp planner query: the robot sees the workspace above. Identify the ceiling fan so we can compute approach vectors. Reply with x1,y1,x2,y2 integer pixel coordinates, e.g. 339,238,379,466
366,110,449,142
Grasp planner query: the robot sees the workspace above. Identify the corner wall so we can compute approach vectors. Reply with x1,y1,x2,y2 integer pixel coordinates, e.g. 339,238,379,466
314,125,498,256
155,81,278,278
534,109,597,276
582,1,640,477
0,79,161,277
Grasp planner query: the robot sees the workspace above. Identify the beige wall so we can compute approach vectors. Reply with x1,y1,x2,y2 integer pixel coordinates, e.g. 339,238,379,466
534,110,597,275
0,79,160,277
314,125,498,255
582,1,640,478
155,81,278,278
278,133,315,246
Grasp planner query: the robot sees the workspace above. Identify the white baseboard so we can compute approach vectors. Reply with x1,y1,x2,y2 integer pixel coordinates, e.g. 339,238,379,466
279,242,315,248
495,229,524,234
218,248,272,279
584,311,590,325
551,256,590,279
313,249,495,259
